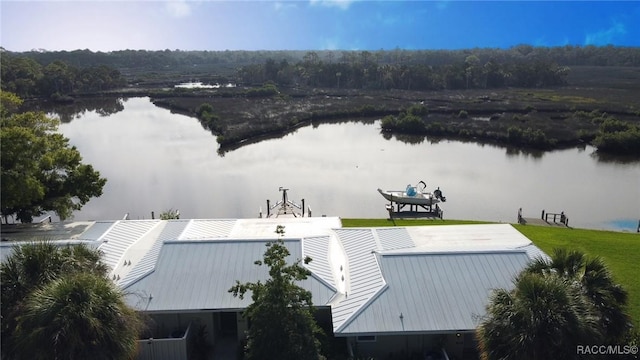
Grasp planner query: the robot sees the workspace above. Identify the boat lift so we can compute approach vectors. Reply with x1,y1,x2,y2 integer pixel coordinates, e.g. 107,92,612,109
260,187,312,218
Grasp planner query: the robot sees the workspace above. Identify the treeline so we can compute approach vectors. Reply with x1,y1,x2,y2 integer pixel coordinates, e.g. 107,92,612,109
3,45,639,86
239,53,570,90
0,53,126,99
6,45,640,71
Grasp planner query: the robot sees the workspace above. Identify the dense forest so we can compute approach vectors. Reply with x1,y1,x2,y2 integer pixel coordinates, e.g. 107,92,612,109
2,45,640,95
0,53,126,99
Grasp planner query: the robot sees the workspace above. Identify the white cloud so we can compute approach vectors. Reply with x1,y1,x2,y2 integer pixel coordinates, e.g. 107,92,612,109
585,21,626,45
309,0,354,10
165,0,192,18
274,1,298,11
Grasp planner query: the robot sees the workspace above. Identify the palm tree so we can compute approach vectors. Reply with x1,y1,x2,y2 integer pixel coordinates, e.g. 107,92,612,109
524,248,631,342
477,272,601,360
1,242,142,360
13,272,142,360
477,248,632,360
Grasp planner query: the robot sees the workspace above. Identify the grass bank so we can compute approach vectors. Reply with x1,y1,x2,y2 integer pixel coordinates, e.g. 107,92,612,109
341,218,640,326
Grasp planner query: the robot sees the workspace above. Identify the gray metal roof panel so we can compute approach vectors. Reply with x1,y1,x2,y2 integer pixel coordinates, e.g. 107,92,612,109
119,220,191,288
124,239,336,312
336,251,532,335
518,243,551,261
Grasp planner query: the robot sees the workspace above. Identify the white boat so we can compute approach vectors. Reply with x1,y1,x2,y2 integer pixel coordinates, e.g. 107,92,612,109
377,181,446,206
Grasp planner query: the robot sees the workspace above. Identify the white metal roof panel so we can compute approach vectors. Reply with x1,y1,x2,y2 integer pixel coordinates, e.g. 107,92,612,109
336,251,532,335
77,221,117,241
98,220,160,271
397,224,533,253
331,229,386,332
303,235,336,289
375,227,414,250
230,217,342,238
179,219,236,239
124,239,336,312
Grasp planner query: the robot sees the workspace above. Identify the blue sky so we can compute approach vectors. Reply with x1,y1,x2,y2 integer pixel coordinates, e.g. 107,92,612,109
1,1,639,52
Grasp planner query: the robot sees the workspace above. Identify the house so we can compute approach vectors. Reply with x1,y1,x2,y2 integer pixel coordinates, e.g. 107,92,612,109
0,217,546,359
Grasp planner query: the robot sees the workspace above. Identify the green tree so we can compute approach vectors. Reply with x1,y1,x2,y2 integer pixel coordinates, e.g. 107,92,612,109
229,225,324,360
1,93,106,222
14,273,141,360
477,248,632,360
477,272,601,360
159,208,180,220
1,242,142,360
523,248,631,343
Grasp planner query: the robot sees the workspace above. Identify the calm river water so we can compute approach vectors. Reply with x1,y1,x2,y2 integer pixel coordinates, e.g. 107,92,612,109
57,97,639,231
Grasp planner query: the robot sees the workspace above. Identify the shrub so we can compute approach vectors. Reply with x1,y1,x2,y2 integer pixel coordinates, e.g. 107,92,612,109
405,104,428,116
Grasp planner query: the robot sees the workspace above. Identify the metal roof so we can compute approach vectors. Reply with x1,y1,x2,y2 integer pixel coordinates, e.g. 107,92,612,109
336,251,531,335
179,219,237,240
77,221,117,241
302,235,337,289
118,220,191,288
97,220,161,271
0,221,97,242
375,227,414,250
124,239,337,312
2,218,549,336
401,224,534,253
331,229,387,332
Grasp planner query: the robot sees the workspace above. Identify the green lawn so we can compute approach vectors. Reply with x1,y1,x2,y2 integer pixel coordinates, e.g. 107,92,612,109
341,218,640,326
514,224,640,326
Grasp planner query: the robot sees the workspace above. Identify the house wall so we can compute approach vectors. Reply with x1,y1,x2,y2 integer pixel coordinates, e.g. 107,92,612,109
347,334,445,359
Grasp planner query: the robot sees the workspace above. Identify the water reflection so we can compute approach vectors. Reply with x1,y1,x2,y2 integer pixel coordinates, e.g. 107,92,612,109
54,97,639,231
23,97,125,123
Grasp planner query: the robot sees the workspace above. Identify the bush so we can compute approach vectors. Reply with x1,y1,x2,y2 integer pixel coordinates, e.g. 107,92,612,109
405,104,428,116
380,115,397,131
593,125,640,154
196,103,214,117
457,110,468,119
246,83,279,98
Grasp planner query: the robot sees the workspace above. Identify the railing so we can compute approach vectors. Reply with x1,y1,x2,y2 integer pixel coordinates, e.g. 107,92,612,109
541,210,568,226
137,322,193,360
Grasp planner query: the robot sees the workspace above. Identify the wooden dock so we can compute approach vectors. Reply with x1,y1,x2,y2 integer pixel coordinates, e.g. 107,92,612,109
517,208,570,228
